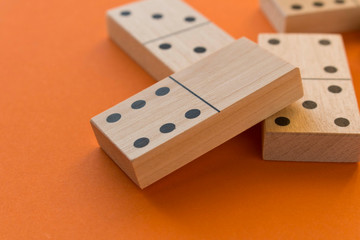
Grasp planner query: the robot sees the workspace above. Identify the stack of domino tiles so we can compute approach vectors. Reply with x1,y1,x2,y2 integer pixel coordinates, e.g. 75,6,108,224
91,0,304,188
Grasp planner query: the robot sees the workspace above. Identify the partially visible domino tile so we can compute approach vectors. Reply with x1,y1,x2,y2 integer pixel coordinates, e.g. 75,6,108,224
259,34,351,79
145,23,232,74
260,0,360,32
91,38,302,188
107,0,234,80
259,33,360,162
108,0,209,43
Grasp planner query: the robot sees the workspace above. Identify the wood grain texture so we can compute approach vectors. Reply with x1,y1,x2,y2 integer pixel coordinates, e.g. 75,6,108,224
259,33,360,162
91,38,303,188
258,34,351,79
107,0,234,80
260,0,360,32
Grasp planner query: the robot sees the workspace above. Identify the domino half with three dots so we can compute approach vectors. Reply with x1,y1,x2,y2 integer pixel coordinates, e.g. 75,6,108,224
107,0,234,80
91,38,303,188
259,34,360,162
260,0,360,32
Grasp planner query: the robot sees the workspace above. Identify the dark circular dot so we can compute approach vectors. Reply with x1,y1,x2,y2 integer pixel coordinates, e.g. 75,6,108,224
160,123,176,133
291,4,302,10
335,0,345,3
268,38,280,45
302,100,317,109
133,137,150,148
159,43,171,50
131,100,146,109
152,13,163,19
313,1,324,6
106,113,121,123
155,87,170,96
334,118,350,127
120,10,131,16
185,16,196,22
194,46,206,53
328,85,342,93
319,39,331,45
324,66,338,73
185,109,201,119
275,117,290,126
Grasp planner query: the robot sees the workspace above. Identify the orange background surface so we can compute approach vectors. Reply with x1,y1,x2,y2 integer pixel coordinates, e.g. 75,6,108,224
1,0,360,239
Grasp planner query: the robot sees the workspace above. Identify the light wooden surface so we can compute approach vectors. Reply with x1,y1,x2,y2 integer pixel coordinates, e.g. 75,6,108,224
91,38,302,188
107,0,234,80
259,33,360,162
260,0,360,32
258,34,351,79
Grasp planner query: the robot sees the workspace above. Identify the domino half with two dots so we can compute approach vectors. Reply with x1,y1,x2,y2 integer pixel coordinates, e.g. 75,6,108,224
259,34,360,162
260,0,360,32
107,0,234,80
91,38,303,188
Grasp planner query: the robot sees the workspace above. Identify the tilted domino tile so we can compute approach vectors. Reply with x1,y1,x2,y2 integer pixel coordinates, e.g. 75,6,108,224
107,0,234,80
91,38,303,188
259,34,360,162
260,0,360,32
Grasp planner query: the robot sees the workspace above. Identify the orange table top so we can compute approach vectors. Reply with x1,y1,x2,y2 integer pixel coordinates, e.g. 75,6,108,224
1,0,359,239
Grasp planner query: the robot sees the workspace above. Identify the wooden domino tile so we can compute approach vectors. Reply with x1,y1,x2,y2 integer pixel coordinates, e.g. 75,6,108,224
259,0,360,32
107,0,234,80
91,38,302,188
259,34,360,162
